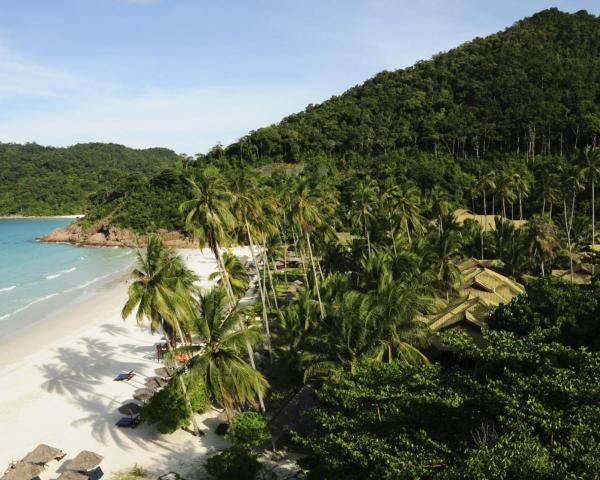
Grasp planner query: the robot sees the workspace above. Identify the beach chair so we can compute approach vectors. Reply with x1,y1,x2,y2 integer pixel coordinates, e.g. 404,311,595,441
113,370,135,382
115,416,141,428
88,467,104,480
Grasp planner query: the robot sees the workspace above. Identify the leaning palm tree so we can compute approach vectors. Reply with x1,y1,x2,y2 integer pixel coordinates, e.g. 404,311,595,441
121,235,202,435
208,251,250,300
175,287,269,419
289,179,325,318
477,171,496,259
179,166,236,299
580,146,600,274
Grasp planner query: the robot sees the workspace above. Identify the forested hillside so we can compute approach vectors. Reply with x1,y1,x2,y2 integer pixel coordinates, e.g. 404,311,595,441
81,8,600,236
216,7,600,163
0,142,179,215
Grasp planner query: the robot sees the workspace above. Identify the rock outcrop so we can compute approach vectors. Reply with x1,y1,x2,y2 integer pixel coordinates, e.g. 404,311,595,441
38,219,198,248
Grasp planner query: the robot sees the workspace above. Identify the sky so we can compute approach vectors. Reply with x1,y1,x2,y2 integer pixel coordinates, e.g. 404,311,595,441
0,0,597,155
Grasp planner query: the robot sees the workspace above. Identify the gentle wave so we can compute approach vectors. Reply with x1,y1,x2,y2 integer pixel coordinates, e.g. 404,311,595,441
0,293,60,321
62,273,111,293
45,267,77,280
0,285,16,293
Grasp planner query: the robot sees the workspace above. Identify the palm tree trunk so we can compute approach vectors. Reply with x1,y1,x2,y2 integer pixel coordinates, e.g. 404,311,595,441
482,189,487,260
519,192,523,221
563,198,574,282
405,217,412,245
365,223,372,258
389,217,398,257
593,180,596,276
263,242,279,310
305,231,325,319
293,227,310,286
244,219,271,346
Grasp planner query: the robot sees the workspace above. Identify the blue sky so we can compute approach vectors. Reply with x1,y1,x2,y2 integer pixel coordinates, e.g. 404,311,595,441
0,0,597,154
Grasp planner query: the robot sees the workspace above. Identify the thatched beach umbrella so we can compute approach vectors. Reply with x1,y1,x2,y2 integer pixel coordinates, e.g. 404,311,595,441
154,367,172,378
144,377,168,390
1,462,44,480
133,388,154,402
67,451,103,472
118,402,141,416
21,444,65,464
57,471,88,480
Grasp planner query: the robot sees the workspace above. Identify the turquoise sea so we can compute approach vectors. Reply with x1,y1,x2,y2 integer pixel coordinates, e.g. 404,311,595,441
0,218,134,340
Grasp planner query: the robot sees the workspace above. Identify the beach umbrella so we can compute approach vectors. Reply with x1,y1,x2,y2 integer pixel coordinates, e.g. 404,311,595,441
1,462,44,480
67,451,103,472
21,444,65,464
118,402,141,416
154,367,172,378
133,388,154,402
57,472,88,480
144,377,168,390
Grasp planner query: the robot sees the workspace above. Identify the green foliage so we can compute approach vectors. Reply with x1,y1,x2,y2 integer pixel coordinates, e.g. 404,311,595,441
488,277,600,348
224,412,271,448
205,447,261,480
300,328,600,479
140,375,210,434
0,142,178,215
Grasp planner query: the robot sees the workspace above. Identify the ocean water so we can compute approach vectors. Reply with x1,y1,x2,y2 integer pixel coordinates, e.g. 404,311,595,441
0,218,135,340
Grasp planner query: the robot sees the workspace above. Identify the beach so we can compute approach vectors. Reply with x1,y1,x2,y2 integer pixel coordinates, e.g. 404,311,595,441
0,248,252,479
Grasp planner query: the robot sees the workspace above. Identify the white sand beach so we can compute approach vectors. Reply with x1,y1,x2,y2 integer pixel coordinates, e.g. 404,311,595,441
0,247,253,479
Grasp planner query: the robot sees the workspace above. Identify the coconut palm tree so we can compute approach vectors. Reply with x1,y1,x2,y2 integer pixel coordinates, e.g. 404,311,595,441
350,181,379,257
434,230,463,301
495,169,517,219
208,251,250,300
561,168,584,281
121,235,202,435
179,166,236,299
511,169,531,221
477,171,496,259
524,214,559,276
289,179,325,318
175,287,269,419
229,169,273,343
429,186,450,238
580,146,600,274
391,182,425,246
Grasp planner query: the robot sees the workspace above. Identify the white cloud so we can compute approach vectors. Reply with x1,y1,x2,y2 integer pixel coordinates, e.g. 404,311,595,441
0,45,86,99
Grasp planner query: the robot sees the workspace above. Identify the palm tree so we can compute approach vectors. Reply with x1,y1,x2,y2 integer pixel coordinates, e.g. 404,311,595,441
350,181,379,257
524,214,559,276
179,166,236,299
180,167,265,410
495,170,517,219
208,251,250,300
121,235,202,435
510,169,531,221
477,171,496,259
229,169,270,321
434,230,463,301
561,168,584,281
580,146,600,274
176,287,269,419
429,186,450,238
289,179,325,318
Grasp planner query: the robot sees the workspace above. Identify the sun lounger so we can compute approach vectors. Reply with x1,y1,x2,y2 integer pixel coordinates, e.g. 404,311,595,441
113,370,135,382
88,467,104,480
115,416,141,428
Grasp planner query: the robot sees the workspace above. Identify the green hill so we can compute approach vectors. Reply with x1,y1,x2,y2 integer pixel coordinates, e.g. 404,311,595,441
0,142,180,215
79,8,600,234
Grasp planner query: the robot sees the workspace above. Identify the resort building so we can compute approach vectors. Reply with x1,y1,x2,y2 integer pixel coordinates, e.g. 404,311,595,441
425,258,525,334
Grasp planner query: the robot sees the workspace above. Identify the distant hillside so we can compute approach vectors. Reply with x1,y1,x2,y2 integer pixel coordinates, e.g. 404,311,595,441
211,8,600,164
0,143,180,215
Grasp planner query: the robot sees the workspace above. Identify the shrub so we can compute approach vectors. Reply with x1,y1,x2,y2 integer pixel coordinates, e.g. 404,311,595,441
141,375,210,434
225,412,271,448
205,447,261,480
